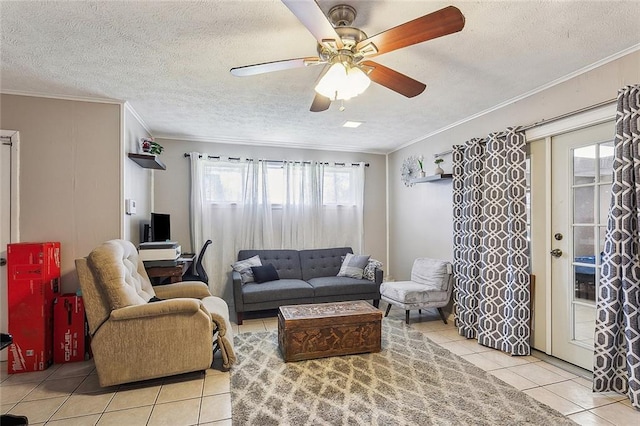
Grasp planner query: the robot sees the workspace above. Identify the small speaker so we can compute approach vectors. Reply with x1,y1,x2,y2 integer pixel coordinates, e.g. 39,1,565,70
140,221,151,243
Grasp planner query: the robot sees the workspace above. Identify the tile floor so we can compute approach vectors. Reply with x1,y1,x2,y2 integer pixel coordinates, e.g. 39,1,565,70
1,305,639,425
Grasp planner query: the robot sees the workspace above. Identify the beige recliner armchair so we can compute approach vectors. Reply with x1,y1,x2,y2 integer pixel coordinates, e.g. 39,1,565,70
75,239,235,387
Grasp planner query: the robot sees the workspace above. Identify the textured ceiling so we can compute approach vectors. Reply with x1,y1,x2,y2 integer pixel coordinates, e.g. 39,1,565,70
1,1,639,153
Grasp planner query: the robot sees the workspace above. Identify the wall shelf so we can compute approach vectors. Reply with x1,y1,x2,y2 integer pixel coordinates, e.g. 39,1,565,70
411,173,452,184
128,153,166,170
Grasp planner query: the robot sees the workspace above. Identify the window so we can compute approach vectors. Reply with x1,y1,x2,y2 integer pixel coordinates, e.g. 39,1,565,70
323,166,357,206
202,160,360,207
203,162,244,204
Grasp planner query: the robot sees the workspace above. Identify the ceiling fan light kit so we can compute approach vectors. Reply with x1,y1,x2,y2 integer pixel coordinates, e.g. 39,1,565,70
314,59,371,101
230,1,465,112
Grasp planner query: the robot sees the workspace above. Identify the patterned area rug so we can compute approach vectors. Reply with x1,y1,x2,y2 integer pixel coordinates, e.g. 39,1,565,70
231,319,576,425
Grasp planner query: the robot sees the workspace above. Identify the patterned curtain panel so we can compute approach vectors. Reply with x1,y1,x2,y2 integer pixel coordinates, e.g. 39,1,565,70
593,84,640,409
452,128,530,355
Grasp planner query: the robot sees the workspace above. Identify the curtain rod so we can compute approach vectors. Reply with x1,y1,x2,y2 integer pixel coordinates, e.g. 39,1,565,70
183,153,369,167
433,97,617,158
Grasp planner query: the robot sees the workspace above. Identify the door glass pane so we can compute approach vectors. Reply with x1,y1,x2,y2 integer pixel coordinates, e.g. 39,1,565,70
599,226,607,253
574,226,594,257
573,304,595,345
599,184,611,225
599,141,614,182
574,146,596,184
574,263,596,302
573,186,594,223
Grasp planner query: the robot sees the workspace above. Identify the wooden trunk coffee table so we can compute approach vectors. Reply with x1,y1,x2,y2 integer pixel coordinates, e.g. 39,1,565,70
278,300,382,362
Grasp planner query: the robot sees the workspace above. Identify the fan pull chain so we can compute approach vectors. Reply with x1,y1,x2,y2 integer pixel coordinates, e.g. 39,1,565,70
339,100,345,112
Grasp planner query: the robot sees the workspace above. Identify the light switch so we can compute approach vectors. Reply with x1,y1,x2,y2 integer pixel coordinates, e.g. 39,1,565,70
126,199,137,215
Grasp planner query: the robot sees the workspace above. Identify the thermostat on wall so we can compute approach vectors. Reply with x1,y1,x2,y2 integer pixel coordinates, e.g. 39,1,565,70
126,199,137,215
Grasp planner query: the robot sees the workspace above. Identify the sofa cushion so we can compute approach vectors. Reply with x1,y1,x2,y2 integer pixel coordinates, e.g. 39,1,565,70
242,279,314,304
300,247,353,281
308,276,379,297
232,255,262,284
380,281,450,305
363,259,383,281
238,250,302,280
411,258,452,291
251,264,280,284
337,253,370,279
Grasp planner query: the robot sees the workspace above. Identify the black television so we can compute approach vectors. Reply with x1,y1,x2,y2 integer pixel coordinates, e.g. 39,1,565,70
151,213,171,242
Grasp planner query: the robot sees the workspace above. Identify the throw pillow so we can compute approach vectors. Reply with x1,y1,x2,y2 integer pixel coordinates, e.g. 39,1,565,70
232,255,262,284
251,264,280,284
363,259,383,281
337,253,370,279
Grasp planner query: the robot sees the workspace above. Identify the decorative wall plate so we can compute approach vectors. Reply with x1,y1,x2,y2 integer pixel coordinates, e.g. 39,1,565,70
401,156,419,187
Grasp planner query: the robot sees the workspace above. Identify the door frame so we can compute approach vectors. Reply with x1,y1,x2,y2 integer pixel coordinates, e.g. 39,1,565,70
1,129,20,242
1,129,20,361
525,103,615,355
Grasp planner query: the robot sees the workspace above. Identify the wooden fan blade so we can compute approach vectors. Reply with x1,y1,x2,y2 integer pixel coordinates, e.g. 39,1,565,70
362,61,426,98
356,6,464,58
230,57,322,77
310,93,331,112
282,0,343,49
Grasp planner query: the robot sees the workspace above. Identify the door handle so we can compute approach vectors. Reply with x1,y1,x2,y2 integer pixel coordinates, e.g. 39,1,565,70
0,258,6,266
550,249,563,258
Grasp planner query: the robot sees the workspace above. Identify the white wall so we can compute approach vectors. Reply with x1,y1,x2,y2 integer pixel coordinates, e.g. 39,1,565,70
0,94,122,292
388,49,640,348
123,105,152,245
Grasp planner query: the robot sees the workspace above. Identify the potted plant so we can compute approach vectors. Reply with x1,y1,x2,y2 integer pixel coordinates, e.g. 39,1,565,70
434,158,444,175
140,137,164,155
417,156,426,178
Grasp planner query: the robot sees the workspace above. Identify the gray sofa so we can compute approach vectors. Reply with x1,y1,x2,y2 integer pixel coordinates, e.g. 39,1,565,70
232,247,382,324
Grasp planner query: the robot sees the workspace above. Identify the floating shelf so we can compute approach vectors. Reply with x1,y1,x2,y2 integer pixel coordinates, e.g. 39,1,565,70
128,153,166,170
411,173,452,184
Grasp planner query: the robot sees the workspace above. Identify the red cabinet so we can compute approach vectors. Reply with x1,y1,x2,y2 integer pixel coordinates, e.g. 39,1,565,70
7,242,61,373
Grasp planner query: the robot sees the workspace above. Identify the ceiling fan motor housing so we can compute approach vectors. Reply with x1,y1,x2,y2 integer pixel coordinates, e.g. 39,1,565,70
316,5,368,61
328,5,357,27
317,26,368,61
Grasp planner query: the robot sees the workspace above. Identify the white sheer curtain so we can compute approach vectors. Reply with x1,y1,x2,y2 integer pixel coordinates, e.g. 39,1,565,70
281,161,323,249
189,155,272,299
320,162,365,252
280,161,365,251
189,155,366,301
239,160,273,250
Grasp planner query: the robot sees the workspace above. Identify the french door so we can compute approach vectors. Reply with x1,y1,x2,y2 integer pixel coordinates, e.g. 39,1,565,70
549,121,614,370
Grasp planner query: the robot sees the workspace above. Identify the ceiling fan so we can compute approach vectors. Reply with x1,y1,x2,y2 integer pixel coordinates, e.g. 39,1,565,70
230,1,465,112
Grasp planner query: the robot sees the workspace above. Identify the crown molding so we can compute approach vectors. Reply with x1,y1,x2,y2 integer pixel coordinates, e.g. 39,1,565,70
123,102,152,135
153,133,387,155
0,89,124,105
389,43,640,154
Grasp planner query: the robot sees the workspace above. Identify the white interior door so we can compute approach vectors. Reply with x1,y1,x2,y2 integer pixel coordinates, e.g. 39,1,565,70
550,121,614,370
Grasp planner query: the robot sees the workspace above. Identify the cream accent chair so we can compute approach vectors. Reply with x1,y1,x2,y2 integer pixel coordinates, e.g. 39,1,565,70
76,239,235,387
380,258,453,325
